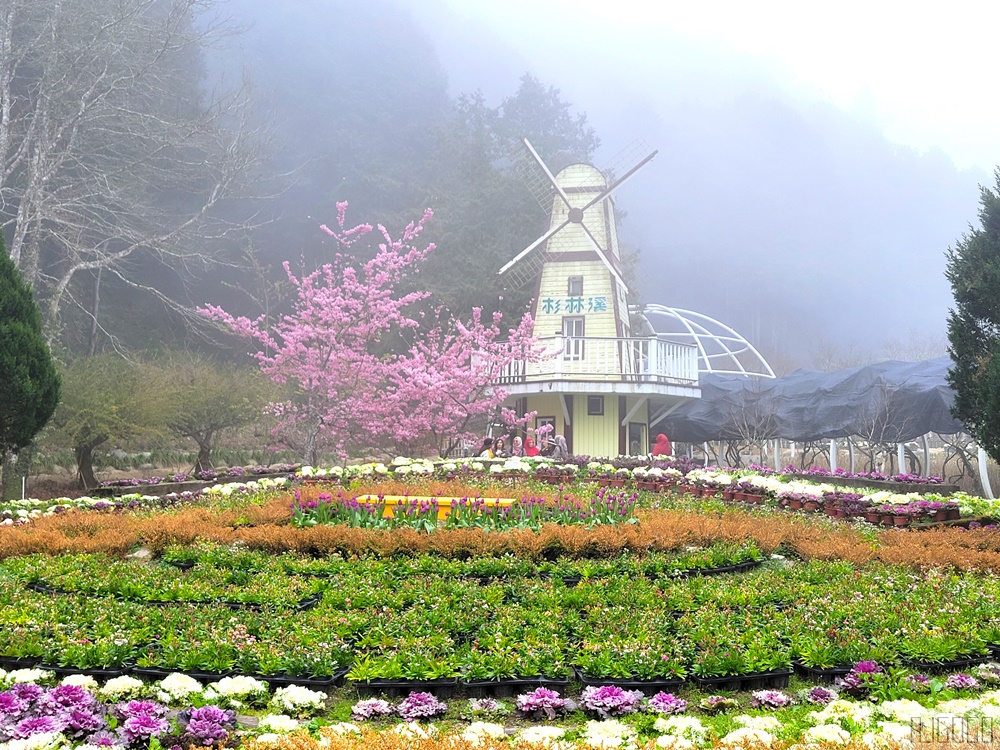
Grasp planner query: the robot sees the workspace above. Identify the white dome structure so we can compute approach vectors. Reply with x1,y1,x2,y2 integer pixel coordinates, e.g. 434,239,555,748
635,304,776,378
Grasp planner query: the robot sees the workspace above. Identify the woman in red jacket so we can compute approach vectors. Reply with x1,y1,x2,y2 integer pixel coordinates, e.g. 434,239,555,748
652,433,672,457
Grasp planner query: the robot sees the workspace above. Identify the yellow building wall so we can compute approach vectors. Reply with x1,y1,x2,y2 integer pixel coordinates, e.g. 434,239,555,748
533,261,618,338
571,396,619,458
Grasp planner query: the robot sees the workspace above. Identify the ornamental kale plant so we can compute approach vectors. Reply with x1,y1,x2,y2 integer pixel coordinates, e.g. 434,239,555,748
749,690,793,709
647,692,688,715
579,685,644,718
178,705,237,746
352,698,395,721
396,692,447,722
515,687,576,720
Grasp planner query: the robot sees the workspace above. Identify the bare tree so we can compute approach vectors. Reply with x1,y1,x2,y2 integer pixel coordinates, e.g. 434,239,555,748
849,379,916,474
721,378,781,467
0,0,265,345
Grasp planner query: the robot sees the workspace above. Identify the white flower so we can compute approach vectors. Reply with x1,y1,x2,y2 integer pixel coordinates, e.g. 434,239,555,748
720,727,774,746
519,726,567,746
809,698,873,726
1,731,67,750
582,720,638,749
257,715,299,733
254,733,283,745
5,668,52,685
934,698,980,717
874,721,913,741
653,717,707,741
211,674,268,698
270,684,327,713
734,715,782,732
462,722,507,745
98,675,144,699
876,699,929,723
655,736,694,750
803,724,851,744
59,674,98,691
158,672,203,701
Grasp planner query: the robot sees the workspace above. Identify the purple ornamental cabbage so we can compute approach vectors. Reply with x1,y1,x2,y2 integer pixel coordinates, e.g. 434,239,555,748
945,673,980,690
579,685,644,718
515,687,575,720
121,714,170,744
351,699,395,720
181,705,236,746
11,715,70,739
750,690,793,709
396,692,448,722
647,692,688,715
804,686,838,705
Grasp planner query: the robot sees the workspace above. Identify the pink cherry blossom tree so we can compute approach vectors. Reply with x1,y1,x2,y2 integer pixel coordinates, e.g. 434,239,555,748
201,203,543,462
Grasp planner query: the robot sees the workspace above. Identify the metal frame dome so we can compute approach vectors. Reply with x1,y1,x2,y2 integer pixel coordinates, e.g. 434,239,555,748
635,304,776,378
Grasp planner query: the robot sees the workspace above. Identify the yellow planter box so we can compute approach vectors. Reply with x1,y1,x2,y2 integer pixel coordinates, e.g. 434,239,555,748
355,495,516,520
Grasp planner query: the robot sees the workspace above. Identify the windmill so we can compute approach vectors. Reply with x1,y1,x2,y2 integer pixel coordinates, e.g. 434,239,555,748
499,139,657,290
492,138,704,459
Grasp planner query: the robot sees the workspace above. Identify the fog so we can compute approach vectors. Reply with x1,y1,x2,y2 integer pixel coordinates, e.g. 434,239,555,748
224,0,993,370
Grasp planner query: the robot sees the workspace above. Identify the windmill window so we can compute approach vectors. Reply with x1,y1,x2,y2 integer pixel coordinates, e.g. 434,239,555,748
568,276,584,296
562,317,585,360
588,396,604,416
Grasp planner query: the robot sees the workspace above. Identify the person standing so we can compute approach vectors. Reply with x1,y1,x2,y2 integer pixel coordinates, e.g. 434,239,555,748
524,437,541,457
478,437,495,458
652,433,672,457
510,436,524,457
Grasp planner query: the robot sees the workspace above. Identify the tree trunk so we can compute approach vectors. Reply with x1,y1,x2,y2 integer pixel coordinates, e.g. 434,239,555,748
193,431,214,474
75,436,107,490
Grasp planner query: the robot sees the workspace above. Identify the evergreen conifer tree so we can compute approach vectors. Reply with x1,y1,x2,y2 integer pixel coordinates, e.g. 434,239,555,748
946,170,1000,462
0,239,61,456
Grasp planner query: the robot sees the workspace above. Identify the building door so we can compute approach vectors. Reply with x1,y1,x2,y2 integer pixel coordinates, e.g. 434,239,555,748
628,422,647,456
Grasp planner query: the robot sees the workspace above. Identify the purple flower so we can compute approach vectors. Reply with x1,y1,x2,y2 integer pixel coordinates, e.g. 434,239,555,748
945,673,980,690
0,692,29,717
804,686,837,705
647,692,688,715
515,687,574,720
64,708,107,738
7,684,44,703
43,684,97,711
396,692,448,722
11,715,69,738
122,714,170,743
580,685,644,718
907,673,931,688
181,705,235,746
85,730,123,747
351,698,395,721
853,660,883,674
115,700,168,720
750,690,793,709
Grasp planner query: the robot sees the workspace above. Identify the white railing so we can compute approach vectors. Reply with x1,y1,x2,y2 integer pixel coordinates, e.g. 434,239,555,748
497,336,699,385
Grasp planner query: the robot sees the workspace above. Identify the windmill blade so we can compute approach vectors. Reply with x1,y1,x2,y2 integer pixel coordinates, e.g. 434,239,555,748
580,147,658,213
580,222,627,289
498,217,571,276
523,138,572,208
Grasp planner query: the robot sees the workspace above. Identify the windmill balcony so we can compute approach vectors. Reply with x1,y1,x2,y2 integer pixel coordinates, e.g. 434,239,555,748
495,336,699,395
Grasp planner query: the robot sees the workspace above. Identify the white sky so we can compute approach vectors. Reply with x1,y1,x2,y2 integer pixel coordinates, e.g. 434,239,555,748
438,0,1000,172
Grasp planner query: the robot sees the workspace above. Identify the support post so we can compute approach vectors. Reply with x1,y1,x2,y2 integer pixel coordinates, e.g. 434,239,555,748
922,434,931,477
897,443,905,475
829,439,837,472
979,446,995,500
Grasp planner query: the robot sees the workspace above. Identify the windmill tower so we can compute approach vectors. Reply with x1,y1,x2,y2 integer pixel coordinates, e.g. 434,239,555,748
494,140,702,458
